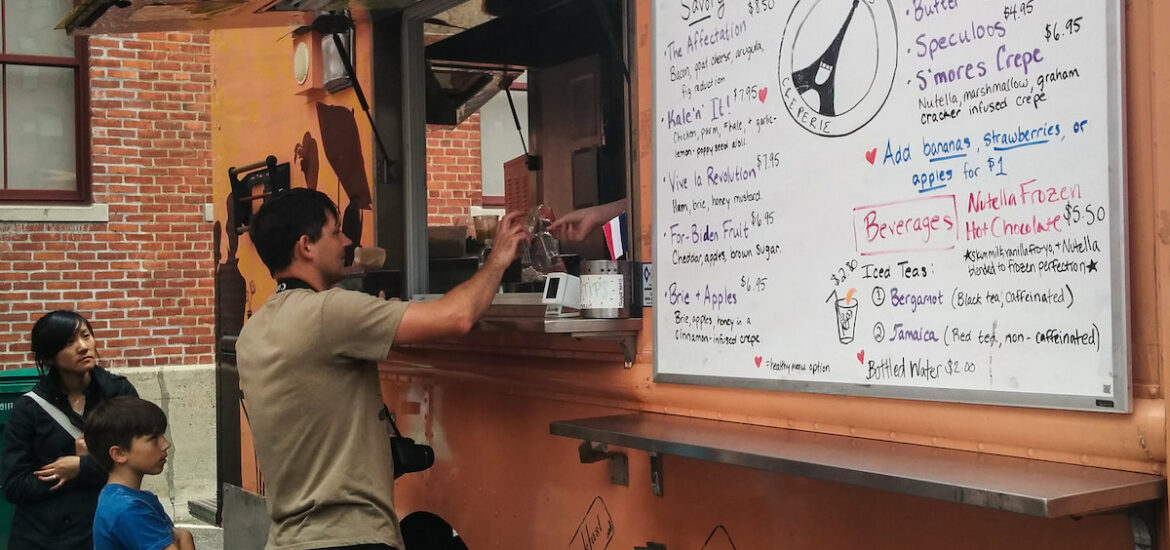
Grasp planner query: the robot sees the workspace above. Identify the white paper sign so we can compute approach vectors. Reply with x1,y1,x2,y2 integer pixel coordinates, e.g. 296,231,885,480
581,274,625,309
652,0,1128,412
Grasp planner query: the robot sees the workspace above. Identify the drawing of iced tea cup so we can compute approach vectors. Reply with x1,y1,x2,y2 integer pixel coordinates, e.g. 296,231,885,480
835,296,858,344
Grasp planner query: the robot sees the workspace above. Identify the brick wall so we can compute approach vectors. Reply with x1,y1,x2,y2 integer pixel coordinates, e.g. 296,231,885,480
0,32,214,370
426,113,483,226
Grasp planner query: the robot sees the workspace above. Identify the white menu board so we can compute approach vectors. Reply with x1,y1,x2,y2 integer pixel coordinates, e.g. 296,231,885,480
652,0,1128,412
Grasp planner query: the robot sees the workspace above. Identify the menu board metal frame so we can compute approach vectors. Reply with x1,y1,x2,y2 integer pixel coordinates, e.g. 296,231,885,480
651,0,1130,412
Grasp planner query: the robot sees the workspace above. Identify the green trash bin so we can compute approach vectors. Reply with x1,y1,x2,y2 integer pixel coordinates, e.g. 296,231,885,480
0,368,42,550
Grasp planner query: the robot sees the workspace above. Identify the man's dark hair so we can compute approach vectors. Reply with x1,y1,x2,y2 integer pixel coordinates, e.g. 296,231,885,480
248,188,340,274
84,396,168,472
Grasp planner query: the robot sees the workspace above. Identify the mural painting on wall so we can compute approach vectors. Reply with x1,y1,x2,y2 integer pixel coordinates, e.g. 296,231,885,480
294,131,320,190
217,102,374,334
569,496,615,550
317,103,373,265
214,189,247,338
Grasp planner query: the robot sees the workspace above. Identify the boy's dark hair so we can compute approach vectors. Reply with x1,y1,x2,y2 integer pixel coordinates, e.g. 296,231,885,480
248,188,340,274
30,310,95,377
84,396,168,472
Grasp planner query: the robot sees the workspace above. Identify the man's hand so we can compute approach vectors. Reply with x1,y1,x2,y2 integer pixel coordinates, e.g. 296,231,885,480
484,211,530,269
394,212,532,345
35,456,81,490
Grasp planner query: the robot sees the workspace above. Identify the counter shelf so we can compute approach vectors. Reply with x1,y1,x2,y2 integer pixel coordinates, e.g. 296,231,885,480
413,293,642,365
551,412,1165,536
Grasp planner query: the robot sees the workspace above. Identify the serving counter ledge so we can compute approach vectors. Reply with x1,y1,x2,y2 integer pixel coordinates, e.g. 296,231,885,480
414,293,643,364
475,317,640,365
550,412,1165,519
475,316,641,335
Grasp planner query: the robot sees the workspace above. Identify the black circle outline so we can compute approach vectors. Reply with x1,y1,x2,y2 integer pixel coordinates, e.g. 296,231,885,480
778,0,900,137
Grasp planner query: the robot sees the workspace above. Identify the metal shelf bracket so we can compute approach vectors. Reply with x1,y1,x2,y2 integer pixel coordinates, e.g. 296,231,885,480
650,451,663,497
578,441,628,486
1128,504,1156,550
569,332,637,368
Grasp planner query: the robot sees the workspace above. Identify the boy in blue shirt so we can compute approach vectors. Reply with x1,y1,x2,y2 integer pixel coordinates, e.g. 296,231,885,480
85,396,194,550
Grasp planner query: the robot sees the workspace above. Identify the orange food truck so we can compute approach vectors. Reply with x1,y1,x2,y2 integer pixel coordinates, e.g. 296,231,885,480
66,0,1170,548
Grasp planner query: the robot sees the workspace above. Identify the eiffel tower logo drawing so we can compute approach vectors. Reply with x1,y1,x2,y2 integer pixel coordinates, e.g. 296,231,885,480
778,0,899,137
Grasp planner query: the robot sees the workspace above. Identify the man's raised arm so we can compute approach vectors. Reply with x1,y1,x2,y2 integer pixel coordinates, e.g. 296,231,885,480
392,211,530,346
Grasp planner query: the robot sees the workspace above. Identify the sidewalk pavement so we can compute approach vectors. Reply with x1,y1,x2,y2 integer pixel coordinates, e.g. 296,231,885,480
185,523,224,550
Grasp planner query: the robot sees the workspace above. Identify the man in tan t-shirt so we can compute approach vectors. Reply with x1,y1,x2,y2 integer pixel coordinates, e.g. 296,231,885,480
235,188,528,550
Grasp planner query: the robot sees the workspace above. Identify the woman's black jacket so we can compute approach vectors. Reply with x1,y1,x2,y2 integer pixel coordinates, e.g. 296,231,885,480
0,367,137,550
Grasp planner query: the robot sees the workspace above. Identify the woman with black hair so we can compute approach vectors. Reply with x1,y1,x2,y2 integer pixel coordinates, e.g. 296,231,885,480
1,310,138,550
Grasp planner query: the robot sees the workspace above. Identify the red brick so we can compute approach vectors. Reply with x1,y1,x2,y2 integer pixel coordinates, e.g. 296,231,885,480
0,32,215,370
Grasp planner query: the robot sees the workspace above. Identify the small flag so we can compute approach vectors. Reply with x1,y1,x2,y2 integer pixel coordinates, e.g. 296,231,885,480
602,212,627,260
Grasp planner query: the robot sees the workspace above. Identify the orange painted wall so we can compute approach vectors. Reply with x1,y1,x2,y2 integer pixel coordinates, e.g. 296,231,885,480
208,19,378,493
211,21,377,298
214,1,1169,549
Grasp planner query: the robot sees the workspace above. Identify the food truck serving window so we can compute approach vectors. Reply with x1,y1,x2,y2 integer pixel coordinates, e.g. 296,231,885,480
390,0,636,298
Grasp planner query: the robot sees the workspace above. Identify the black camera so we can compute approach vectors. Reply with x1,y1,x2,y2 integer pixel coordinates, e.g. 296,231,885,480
390,435,435,478
381,406,434,478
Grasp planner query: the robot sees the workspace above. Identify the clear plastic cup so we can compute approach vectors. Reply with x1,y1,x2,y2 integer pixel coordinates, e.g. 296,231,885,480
524,205,564,274
473,214,498,242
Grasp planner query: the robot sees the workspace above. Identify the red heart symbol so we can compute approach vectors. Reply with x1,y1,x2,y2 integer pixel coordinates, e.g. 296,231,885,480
856,350,866,364
758,87,768,103
754,356,763,368
865,148,877,164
